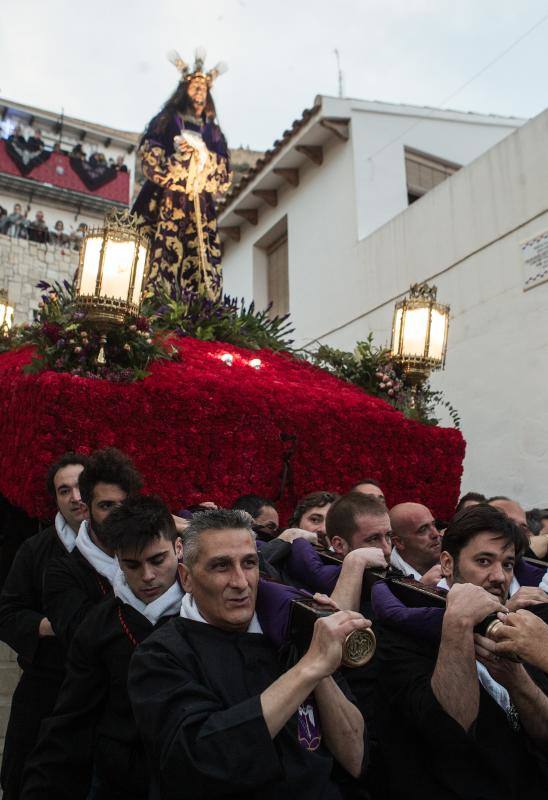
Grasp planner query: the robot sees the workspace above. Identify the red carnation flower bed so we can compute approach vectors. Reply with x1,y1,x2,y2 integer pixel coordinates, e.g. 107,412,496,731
0,338,465,523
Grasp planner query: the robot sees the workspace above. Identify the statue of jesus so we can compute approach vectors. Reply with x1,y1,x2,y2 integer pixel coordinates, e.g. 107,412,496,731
132,48,232,301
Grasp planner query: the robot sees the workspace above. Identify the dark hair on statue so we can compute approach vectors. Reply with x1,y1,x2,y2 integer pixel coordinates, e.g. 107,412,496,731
78,447,143,508
455,491,487,514
232,494,276,519
149,80,218,137
288,491,339,528
443,505,526,562
46,452,89,498
326,492,387,544
101,495,176,554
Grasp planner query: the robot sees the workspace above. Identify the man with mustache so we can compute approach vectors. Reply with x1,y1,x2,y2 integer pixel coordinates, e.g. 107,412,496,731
373,505,548,799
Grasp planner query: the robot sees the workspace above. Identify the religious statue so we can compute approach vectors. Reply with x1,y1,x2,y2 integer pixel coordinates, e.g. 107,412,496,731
132,47,232,301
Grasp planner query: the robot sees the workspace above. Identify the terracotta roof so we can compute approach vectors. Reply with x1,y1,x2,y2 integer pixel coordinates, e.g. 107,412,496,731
217,102,321,212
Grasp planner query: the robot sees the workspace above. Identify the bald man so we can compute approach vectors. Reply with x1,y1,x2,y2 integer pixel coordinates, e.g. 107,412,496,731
389,503,442,586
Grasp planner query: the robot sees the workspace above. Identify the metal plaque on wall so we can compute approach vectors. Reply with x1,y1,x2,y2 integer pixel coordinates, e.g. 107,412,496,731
521,230,548,291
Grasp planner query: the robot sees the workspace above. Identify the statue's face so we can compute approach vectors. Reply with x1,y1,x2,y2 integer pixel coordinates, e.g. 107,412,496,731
188,77,208,113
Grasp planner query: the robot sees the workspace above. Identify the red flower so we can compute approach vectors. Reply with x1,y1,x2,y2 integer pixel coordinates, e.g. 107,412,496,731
135,316,150,332
42,322,62,343
0,338,465,523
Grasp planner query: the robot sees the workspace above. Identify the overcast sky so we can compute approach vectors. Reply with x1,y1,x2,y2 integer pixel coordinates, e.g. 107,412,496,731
1,0,547,150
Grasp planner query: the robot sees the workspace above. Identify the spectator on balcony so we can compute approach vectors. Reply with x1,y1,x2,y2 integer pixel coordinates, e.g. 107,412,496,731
88,151,106,169
7,124,26,148
27,211,49,244
115,155,128,173
27,129,44,153
70,222,87,250
49,220,69,247
0,203,27,238
70,143,85,160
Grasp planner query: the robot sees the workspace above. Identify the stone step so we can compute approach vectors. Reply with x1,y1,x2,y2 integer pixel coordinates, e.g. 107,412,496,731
0,643,17,663
0,665,20,696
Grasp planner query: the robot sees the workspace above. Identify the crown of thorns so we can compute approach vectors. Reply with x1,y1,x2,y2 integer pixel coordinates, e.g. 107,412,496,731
167,46,228,85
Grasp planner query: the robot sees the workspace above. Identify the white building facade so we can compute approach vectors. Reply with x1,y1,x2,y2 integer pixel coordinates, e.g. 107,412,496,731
218,95,548,506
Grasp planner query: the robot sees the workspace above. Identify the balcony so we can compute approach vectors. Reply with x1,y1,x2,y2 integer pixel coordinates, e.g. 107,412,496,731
0,140,130,215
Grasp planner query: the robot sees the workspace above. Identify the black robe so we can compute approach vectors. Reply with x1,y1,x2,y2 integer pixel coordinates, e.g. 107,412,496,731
375,624,547,799
44,547,113,648
0,495,41,592
0,526,68,799
22,598,171,800
128,618,359,800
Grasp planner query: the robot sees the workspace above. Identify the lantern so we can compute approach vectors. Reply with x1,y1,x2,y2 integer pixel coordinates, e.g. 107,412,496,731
0,289,14,333
75,209,150,327
391,282,450,386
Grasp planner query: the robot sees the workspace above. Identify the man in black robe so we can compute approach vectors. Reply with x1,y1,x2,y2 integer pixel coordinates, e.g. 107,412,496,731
129,508,368,800
373,505,548,799
44,448,143,648
22,495,183,800
0,452,88,800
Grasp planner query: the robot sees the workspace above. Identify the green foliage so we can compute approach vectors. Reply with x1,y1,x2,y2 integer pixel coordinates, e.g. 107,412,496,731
144,289,295,352
302,333,460,428
16,280,178,382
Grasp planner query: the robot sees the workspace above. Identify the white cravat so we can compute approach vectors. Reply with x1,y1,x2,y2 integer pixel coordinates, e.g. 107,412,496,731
54,511,77,553
437,578,510,713
75,521,118,584
390,548,422,580
113,569,183,626
179,593,263,634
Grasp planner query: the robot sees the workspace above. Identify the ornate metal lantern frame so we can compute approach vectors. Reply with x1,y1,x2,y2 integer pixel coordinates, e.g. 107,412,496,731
75,209,150,328
390,282,450,386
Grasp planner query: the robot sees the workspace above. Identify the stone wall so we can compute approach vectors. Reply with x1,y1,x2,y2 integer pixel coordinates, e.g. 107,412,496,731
0,234,78,324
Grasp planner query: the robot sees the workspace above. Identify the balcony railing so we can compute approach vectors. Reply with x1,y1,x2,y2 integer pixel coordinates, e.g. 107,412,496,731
0,140,130,204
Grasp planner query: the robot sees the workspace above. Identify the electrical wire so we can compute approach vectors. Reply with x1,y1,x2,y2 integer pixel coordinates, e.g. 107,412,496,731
367,10,548,162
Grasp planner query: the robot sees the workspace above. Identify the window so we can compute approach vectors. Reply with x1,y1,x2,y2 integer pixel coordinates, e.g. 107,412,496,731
405,147,461,205
266,234,289,317
253,216,289,317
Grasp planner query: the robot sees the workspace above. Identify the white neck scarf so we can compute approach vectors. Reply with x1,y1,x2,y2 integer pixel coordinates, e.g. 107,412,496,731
55,511,77,553
113,569,183,626
437,578,510,713
179,593,263,634
390,548,423,580
540,570,548,593
75,521,118,584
